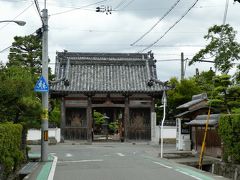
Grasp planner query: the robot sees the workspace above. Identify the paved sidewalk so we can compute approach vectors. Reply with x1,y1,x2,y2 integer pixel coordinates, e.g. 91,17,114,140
23,154,53,180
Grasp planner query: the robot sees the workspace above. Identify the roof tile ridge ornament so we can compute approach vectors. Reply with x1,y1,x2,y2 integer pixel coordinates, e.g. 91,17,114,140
50,57,70,86
145,51,172,90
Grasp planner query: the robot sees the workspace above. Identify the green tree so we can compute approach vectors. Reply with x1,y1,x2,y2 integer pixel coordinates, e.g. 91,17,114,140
93,111,106,126
0,66,41,159
7,35,42,76
49,100,61,127
189,24,240,73
200,73,240,114
157,77,201,122
0,66,41,124
194,69,215,94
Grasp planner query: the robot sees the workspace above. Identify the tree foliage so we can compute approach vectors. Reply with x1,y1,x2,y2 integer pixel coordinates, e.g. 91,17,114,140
219,114,240,163
194,69,215,94
0,66,41,126
203,74,240,114
159,77,201,121
93,111,106,126
0,123,24,178
49,100,61,127
189,24,240,73
7,35,42,76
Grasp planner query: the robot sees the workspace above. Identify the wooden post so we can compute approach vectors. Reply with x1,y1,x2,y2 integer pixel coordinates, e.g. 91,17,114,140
124,96,129,141
87,96,92,143
60,97,66,141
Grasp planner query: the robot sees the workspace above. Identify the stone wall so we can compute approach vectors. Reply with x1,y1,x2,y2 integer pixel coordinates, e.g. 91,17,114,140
213,162,240,180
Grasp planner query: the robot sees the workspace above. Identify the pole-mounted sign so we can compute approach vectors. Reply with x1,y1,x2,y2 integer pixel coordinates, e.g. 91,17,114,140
34,76,49,92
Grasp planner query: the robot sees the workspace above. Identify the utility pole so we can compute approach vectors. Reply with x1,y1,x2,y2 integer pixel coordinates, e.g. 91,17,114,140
181,52,184,80
41,1,49,162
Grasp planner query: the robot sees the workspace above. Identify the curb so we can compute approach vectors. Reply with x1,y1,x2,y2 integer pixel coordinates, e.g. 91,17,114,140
24,154,56,180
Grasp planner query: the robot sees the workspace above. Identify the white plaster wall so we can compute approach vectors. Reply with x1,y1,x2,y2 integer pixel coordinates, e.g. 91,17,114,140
152,125,176,144
27,128,61,143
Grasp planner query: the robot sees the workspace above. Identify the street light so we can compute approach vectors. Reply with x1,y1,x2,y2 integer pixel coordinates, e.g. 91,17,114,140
0,20,26,26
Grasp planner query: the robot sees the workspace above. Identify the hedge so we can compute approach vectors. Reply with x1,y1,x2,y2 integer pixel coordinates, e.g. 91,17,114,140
0,122,24,178
219,114,240,163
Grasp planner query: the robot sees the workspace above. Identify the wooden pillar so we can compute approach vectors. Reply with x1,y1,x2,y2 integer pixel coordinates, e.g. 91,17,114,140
60,97,66,140
87,96,93,143
124,96,129,141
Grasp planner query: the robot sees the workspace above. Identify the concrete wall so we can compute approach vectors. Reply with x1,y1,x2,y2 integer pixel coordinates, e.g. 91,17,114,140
151,125,176,144
27,128,61,143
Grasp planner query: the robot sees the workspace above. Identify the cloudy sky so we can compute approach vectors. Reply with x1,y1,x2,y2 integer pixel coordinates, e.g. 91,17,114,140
0,0,240,81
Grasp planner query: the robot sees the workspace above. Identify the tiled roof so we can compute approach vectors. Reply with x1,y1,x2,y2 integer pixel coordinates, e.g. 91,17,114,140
186,114,220,126
177,93,208,109
51,52,166,94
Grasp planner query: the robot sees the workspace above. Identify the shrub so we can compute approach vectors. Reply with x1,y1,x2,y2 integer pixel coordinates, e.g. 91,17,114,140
0,122,24,178
218,114,240,163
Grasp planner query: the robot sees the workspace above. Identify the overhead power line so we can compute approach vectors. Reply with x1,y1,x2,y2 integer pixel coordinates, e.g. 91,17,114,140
114,0,128,10
0,2,33,31
50,0,107,16
134,44,204,47
119,0,136,10
0,28,41,53
139,0,199,53
131,0,181,46
34,0,44,24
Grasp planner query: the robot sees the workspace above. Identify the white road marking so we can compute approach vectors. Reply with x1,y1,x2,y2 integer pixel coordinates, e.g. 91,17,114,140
153,161,203,180
117,153,125,157
48,155,58,180
152,161,172,169
58,159,103,163
175,169,202,180
65,153,73,157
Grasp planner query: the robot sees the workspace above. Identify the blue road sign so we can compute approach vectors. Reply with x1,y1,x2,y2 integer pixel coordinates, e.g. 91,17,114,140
34,76,49,92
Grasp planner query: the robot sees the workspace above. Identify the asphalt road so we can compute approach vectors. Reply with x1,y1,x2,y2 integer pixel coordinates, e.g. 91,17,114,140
30,142,226,180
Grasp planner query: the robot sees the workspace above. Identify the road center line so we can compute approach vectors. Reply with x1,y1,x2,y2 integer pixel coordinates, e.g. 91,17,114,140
152,161,172,169
48,155,58,180
117,153,125,157
58,159,103,163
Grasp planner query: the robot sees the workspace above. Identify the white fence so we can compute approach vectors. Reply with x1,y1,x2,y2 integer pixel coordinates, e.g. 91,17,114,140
27,128,61,143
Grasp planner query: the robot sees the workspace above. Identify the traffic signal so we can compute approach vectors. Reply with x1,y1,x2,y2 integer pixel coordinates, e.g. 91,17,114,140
96,7,100,12
234,0,240,3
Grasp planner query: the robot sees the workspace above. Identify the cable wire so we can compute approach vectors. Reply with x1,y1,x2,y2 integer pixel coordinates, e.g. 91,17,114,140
119,0,135,10
131,0,181,46
50,0,107,16
0,29,40,53
34,0,44,24
0,3,33,31
114,0,128,10
139,0,199,53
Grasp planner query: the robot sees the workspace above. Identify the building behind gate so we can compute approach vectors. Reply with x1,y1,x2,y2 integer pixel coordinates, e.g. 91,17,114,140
51,51,167,142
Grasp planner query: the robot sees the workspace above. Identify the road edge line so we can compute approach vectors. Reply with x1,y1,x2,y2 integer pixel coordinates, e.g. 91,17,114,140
48,155,58,180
